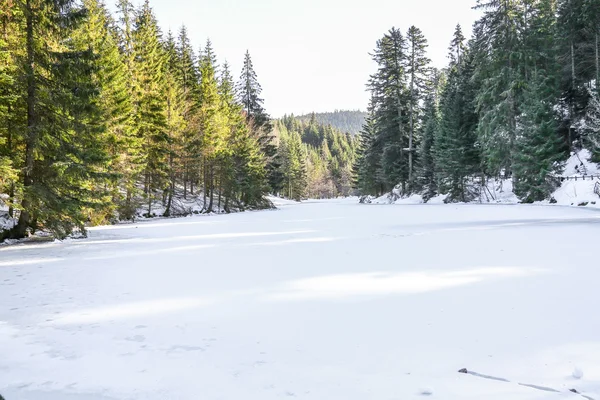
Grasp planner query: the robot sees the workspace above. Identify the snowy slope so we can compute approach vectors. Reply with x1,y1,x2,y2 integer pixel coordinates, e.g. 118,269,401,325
1,201,600,400
372,150,600,208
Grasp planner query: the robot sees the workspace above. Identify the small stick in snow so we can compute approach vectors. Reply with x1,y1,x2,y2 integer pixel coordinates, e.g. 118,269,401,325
458,368,595,400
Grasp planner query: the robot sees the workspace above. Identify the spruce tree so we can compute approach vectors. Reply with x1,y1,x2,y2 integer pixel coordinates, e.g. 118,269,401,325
367,28,411,193
198,39,227,212
513,72,564,202
474,0,528,177
236,50,281,193
435,36,480,202
354,112,384,196
584,86,600,161
74,0,135,222
416,70,444,201
162,31,186,216
219,62,268,209
0,1,19,216
8,0,112,239
176,25,201,198
132,0,169,216
405,25,431,191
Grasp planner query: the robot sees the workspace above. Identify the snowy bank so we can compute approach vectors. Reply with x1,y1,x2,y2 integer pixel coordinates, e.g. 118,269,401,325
368,150,600,209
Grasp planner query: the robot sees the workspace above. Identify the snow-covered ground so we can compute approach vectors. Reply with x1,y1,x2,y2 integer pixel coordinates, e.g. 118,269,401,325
371,150,600,208
1,200,600,400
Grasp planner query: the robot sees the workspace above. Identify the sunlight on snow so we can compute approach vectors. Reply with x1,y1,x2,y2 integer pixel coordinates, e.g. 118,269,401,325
47,297,216,325
84,244,217,260
267,267,545,301
244,237,339,246
70,230,316,245
0,257,64,267
87,219,219,231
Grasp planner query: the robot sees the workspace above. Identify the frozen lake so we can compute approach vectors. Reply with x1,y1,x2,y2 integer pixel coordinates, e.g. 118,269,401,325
1,200,599,399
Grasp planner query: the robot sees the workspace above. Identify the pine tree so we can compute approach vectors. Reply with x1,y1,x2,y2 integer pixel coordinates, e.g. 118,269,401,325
279,130,307,201
219,61,268,210
7,0,113,239
73,0,135,223
162,31,186,216
198,39,227,212
368,28,411,193
435,35,481,202
354,114,383,195
557,0,600,148
132,0,169,216
512,0,565,202
236,50,280,192
583,85,600,161
513,72,564,202
176,25,201,198
238,50,270,132
448,24,466,65
0,0,20,216
474,0,528,177
405,25,431,191
416,69,444,200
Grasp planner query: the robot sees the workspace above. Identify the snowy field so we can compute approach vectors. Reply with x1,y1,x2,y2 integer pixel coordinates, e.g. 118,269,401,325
1,200,600,400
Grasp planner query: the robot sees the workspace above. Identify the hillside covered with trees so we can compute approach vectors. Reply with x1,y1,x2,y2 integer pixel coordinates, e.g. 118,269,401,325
274,115,358,200
0,0,279,239
296,110,367,135
355,0,600,204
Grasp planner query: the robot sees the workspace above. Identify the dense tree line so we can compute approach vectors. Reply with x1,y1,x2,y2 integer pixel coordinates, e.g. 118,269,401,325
0,0,277,239
275,115,358,200
296,110,367,136
355,0,600,203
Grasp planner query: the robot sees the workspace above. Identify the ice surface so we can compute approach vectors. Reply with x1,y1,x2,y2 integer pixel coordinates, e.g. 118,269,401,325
1,200,600,400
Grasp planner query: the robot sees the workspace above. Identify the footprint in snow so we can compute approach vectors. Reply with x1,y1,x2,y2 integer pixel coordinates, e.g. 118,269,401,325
125,335,146,342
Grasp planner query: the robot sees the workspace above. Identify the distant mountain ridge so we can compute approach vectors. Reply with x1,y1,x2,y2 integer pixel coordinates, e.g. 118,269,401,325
294,110,367,136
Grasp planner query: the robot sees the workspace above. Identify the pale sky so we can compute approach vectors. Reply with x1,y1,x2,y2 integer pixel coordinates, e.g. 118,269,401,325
120,0,481,117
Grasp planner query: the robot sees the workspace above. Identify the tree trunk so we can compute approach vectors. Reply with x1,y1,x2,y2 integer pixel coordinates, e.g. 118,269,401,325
147,176,152,216
11,0,36,238
202,158,207,211
183,165,187,200
596,32,600,91
207,164,214,212
217,173,222,212
409,48,415,193
7,103,14,217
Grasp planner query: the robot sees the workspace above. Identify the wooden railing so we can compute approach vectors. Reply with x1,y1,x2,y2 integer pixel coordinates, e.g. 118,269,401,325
558,175,600,182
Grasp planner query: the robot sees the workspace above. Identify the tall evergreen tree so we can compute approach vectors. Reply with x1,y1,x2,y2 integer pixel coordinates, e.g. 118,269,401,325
435,34,481,202
416,69,444,200
405,25,431,191
354,114,383,195
176,25,201,198
369,28,411,193
198,39,227,212
0,0,20,216
220,62,268,209
279,130,307,201
132,0,169,216
236,50,281,193
162,30,186,216
74,0,135,222
474,0,528,177
8,0,113,239
513,72,564,202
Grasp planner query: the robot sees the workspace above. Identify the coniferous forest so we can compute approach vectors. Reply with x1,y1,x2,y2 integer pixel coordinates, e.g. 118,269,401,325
296,111,367,136
2,0,600,240
0,0,287,240
355,0,600,203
